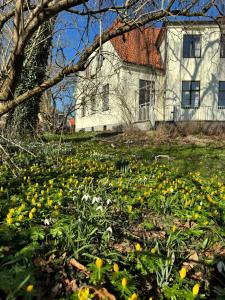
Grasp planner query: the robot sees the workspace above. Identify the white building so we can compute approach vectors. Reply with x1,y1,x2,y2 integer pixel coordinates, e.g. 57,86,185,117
75,19,225,131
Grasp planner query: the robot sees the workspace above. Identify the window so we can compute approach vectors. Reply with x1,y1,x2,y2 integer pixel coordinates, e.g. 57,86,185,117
102,84,109,111
139,80,155,106
183,35,201,58
220,34,225,58
91,97,96,114
81,98,86,117
182,81,200,108
219,81,225,107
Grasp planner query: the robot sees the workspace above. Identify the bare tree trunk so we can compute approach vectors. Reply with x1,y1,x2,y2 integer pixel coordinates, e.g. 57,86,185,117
5,19,55,138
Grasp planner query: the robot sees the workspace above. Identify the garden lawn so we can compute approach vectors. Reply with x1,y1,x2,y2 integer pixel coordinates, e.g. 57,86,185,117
0,136,225,299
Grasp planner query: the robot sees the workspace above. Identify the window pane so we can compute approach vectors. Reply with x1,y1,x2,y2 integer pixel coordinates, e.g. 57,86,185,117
221,35,225,58
191,91,200,107
191,81,200,90
139,80,155,105
219,92,225,106
182,91,190,106
219,81,225,91
183,36,191,57
182,81,191,90
183,35,201,58
102,84,109,111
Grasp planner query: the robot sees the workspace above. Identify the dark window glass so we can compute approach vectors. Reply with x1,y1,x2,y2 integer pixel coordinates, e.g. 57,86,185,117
221,34,225,58
81,98,86,117
183,35,201,58
91,97,96,114
102,84,109,111
219,81,225,107
182,81,200,108
139,80,155,106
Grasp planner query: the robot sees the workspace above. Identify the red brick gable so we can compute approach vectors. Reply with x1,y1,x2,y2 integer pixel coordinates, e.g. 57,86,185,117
110,23,162,69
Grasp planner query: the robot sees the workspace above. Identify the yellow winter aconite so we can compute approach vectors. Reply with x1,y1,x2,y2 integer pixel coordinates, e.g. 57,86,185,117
172,225,176,232
113,263,119,272
26,284,34,292
192,283,200,296
179,266,187,279
129,293,138,300
135,243,141,252
95,258,103,269
121,277,127,288
78,287,90,300
150,247,156,254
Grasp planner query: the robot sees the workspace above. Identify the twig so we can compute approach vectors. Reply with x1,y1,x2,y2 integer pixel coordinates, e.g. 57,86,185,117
0,134,36,157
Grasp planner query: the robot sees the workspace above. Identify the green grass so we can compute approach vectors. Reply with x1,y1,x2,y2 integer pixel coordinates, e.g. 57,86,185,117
0,136,225,299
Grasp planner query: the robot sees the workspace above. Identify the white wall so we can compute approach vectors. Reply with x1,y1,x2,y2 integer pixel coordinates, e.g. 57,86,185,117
75,41,163,131
164,23,225,121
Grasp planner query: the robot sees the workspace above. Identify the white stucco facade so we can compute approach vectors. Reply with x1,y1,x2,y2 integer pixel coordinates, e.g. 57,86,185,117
163,22,225,122
75,21,225,131
75,41,163,131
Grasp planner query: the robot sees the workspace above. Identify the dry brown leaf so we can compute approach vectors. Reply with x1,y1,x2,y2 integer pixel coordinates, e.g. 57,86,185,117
189,251,199,262
69,258,89,275
192,271,203,280
94,287,116,300
34,257,47,267
65,279,78,292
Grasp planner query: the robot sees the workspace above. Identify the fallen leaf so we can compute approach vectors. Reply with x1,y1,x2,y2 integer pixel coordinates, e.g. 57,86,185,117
69,258,87,272
94,287,116,300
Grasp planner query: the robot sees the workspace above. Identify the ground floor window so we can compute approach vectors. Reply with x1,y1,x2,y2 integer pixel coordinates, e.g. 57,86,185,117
81,98,86,117
102,84,109,111
219,81,225,107
182,81,200,108
139,80,155,106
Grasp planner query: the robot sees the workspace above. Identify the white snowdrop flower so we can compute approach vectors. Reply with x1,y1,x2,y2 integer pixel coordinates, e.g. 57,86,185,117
92,196,102,204
106,199,111,205
44,218,50,226
82,194,91,201
96,205,103,212
106,226,113,234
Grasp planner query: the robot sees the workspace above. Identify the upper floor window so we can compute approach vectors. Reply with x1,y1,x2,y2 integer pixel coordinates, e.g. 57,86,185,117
183,35,201,58
219,81,225,107
102,84,109,111
220,34,225,58
139,80,155,106
182,81,200,108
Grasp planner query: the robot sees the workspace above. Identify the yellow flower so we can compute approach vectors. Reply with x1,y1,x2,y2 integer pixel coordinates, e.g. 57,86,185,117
26,284,34,292
18,215,23,221
128,205,132,213
37,203,42,208
150,247,156,254
135,243,141,252
149,298,153,300
6,216,13,225
95,258,103,269
31,207,36,213
121,277,127,288
9,208,15,215
172,225,176,232
29,212,33,219
179,266,187,279
78,287,90,300
113,263,119,272
129,293,138,300
192,283,200,297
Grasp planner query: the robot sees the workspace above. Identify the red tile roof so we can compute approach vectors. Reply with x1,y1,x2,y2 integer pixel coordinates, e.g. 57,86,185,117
110,22,162,70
